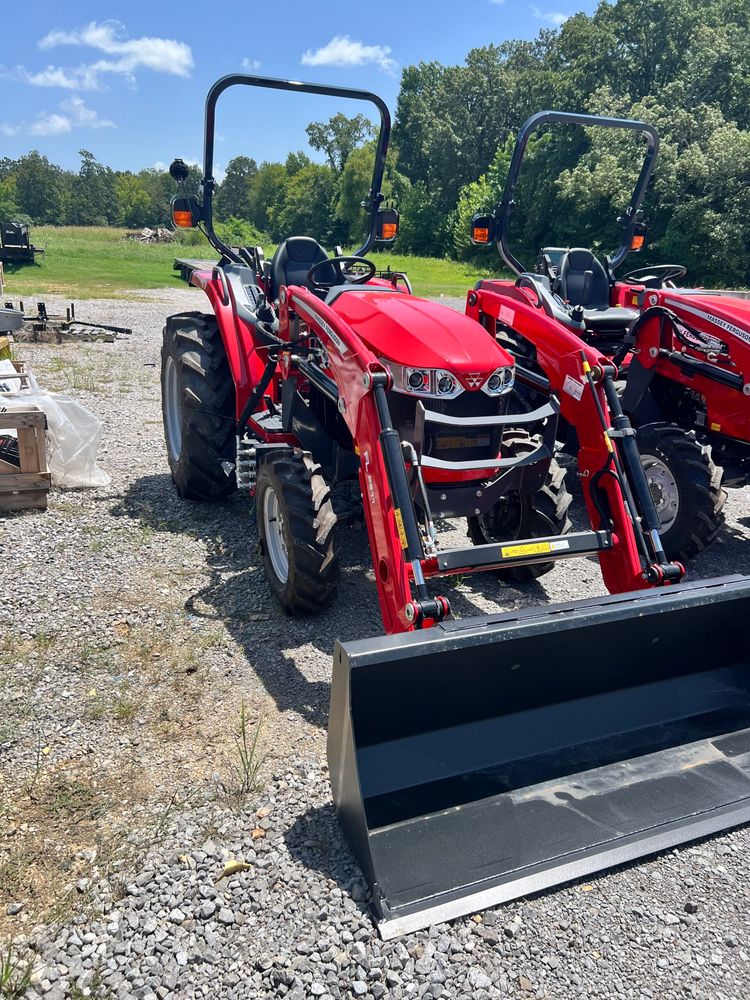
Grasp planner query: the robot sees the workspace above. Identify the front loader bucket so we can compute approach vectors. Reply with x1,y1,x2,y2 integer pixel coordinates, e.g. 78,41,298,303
327,577,750,939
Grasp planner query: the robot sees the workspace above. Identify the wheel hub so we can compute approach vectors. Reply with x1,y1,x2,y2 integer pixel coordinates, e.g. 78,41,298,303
263,486,289,583
641,454,680,532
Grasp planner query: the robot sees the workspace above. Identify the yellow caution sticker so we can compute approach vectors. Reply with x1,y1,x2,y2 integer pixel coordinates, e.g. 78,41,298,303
710,422,721,432
394,508,408,549
501,540,552,559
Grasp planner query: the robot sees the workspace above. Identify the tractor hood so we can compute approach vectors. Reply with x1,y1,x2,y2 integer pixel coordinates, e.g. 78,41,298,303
330,290,512,376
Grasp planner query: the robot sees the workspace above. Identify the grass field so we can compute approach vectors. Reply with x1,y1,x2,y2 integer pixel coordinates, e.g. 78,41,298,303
2,226,490,300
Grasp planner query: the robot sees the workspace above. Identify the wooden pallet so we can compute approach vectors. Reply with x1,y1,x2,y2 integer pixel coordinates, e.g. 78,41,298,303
0,363,51,511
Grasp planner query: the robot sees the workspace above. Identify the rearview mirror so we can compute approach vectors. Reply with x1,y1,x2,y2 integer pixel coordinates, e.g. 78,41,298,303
171,194,202,229
376,207,399,242
470,213,496,246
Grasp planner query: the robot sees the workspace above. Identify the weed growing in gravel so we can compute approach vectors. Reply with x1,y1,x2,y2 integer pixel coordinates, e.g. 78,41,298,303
230,702,265,796
42,778,107,823
0,940,32,999
24,735,49,801
111,687,140,722
0,844,36,900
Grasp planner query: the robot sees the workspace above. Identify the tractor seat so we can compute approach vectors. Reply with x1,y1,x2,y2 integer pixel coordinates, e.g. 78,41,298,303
556,248,639,333
270,237,338,299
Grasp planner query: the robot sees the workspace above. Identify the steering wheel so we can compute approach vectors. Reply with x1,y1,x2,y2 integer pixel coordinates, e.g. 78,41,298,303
307,255,376,290
623,264,687,289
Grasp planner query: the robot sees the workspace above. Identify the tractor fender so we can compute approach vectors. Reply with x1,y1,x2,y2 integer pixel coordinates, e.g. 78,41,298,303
190,267,269,418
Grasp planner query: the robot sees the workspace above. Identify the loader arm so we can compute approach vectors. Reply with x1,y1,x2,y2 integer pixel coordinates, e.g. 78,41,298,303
279,285,430,633
469,283,658,593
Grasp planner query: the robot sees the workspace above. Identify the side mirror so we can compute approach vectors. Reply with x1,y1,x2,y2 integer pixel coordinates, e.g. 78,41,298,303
470,213,496,246
630,220,647,252
376,207,399,243
171,194,202,229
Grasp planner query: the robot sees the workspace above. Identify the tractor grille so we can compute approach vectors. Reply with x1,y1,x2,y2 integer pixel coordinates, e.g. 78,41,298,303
388,390,508,465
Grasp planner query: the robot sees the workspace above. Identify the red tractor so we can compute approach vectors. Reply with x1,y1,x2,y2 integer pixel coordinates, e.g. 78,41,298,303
469,110,729,563
160,77,750,939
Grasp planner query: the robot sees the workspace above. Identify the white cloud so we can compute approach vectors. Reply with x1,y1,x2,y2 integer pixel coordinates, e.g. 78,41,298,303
0,96,115,137
15,65,101,90
39,21,193,77
301,35,397,75
1,20,194,93
530,6,570,25
61,95,115,128
242,58,261,72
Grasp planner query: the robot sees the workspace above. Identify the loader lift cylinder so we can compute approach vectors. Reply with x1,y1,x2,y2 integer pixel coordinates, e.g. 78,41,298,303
600,371,674,570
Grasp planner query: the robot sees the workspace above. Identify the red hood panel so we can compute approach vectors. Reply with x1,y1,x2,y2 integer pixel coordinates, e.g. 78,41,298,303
329,290,512,374
665,292,750,331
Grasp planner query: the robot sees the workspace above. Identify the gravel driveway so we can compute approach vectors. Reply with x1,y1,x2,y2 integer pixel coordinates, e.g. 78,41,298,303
1,288,749,1000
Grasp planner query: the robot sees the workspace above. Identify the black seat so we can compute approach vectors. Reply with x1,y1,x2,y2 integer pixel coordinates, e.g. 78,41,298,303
556,248,639,333
269,237,337,298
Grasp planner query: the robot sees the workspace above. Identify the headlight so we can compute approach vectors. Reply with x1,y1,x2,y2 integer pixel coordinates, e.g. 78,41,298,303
482,366,515,396
384,361,464,400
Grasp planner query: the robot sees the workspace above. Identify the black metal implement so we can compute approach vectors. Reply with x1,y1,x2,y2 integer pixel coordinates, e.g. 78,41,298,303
328,576,750,938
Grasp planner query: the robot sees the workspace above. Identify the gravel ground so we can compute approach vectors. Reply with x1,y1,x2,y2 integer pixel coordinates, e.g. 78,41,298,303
1,288,750,1000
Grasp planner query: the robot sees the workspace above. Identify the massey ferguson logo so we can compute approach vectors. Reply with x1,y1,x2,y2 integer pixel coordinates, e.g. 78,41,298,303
465,373,483,388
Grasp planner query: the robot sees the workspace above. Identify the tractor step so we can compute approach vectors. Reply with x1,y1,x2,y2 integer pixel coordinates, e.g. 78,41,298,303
425,529,611,578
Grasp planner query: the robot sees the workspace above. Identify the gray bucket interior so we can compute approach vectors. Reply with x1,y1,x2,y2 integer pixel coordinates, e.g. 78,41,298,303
328,577,750,936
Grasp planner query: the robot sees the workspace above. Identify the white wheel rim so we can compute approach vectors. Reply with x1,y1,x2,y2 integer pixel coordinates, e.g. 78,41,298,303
641,454,680,532
163,356,182,459
263,487,289,583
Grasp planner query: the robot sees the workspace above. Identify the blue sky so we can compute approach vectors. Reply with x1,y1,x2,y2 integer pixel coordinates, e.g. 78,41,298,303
2,0,598,176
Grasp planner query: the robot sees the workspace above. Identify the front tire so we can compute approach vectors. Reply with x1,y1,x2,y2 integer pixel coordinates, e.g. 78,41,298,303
256,450,339,614
636,422,725,563
161,312,236,501
466,432,572,582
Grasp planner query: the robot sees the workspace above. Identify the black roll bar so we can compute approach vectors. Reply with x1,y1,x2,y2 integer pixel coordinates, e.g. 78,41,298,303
201,74,391,264
496,110,660,275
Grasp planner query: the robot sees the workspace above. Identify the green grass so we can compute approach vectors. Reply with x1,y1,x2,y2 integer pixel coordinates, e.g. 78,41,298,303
4,226,201,299
3,226,487,300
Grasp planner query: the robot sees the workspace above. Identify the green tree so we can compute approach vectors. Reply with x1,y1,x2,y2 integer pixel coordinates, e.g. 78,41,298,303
285,151,312,176
115,173,153,227
69,150,117,225
247,162,288,237
270,163,336,243
0,176,20,220
14,151,66,223
214,155,258,220
337,141,409,245
305,113,375,173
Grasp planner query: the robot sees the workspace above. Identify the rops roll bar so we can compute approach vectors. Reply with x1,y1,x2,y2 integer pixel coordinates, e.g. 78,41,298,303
495,110,660,274
201,74,391,264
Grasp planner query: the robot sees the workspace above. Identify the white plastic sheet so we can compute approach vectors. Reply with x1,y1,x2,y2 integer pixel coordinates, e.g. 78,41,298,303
0,363,110,488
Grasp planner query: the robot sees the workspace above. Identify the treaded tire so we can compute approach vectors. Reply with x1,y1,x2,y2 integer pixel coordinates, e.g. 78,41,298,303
256,450,339,614
466,431,572,581
161,311,236,501
636,422,726,563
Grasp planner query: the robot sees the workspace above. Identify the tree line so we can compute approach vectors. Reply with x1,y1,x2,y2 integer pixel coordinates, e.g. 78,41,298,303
3,0,750,284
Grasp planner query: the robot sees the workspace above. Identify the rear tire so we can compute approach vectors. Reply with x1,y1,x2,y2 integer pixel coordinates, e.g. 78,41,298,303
466,431,572,581
636,422,726,563
161,312,236,501
256,450,339,614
